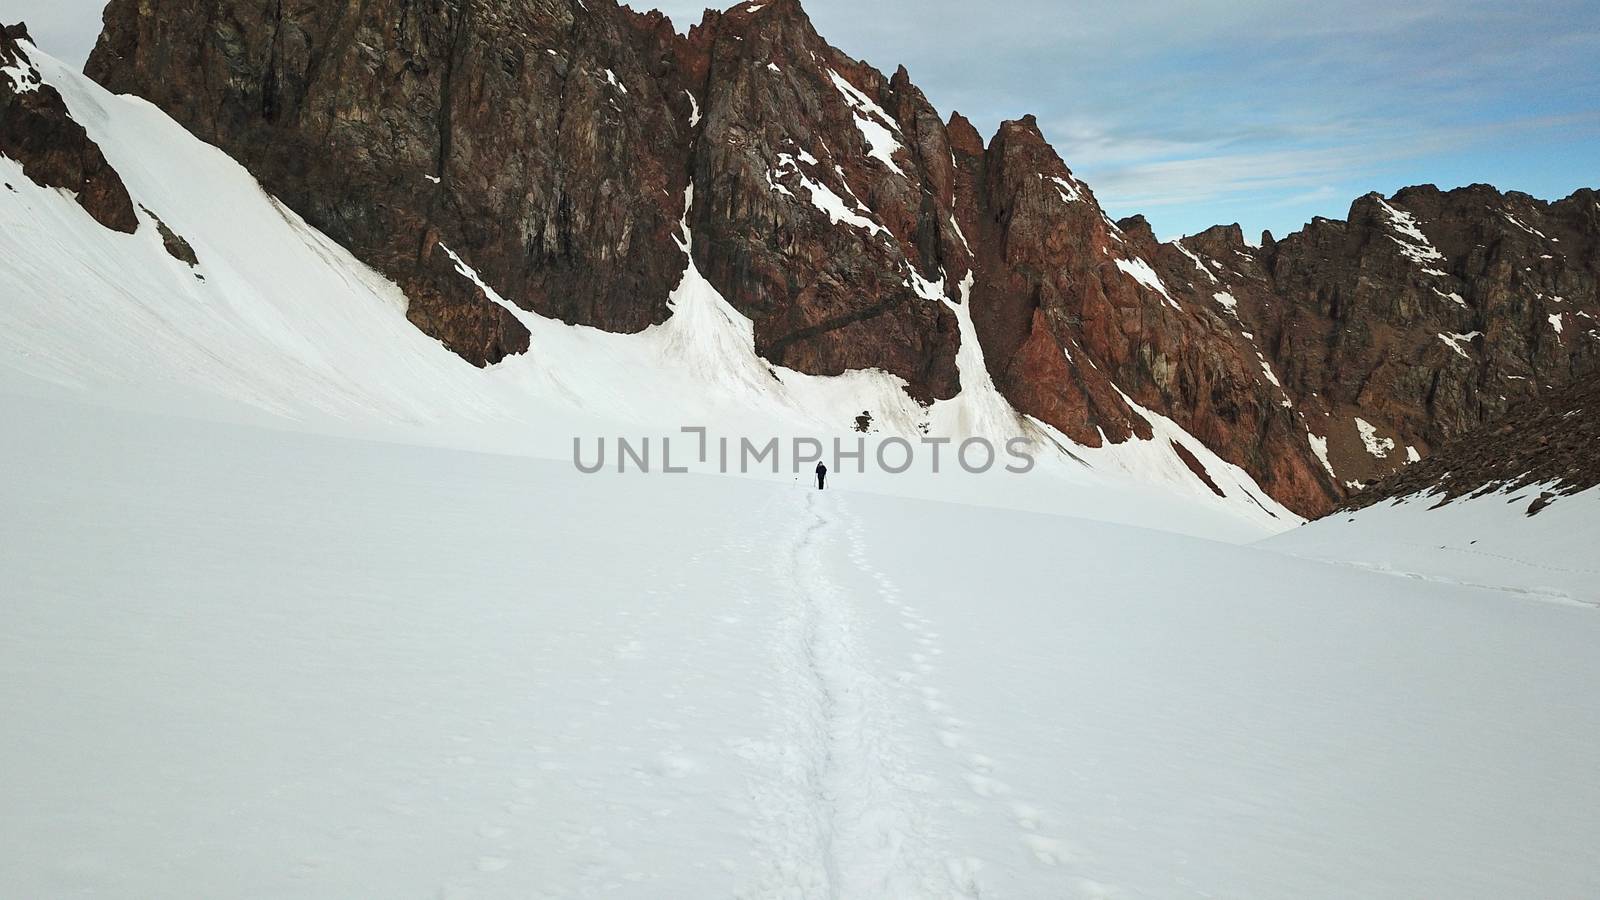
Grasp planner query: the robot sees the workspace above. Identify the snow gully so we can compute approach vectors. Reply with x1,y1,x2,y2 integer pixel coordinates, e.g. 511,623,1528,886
573,427,1038,475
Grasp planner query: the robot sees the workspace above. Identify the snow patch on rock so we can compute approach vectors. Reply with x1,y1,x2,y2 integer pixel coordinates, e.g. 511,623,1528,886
826,69,905,177
949,215,972,255
1307,432,1336,478
1355,417,1395,459
1115,257,1180,310
1374,196,1445,265
684,90,701,128
1503,213,1548,239
1438,331,1481,359
1173,240,1219,284
1047,175,1082,203
2,59,42,94
771,152,885,237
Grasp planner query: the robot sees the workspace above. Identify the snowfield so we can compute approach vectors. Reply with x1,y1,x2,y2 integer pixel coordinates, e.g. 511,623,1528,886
4,389,1600,899
2,39,1599,900
1267,484,1600,606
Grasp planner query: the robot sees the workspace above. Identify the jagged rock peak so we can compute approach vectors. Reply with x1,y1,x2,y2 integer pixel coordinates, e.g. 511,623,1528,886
1115,215,1157,243
946,111,984,156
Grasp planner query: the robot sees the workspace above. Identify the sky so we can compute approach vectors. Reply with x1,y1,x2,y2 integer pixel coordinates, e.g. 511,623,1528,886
13,0,1599,240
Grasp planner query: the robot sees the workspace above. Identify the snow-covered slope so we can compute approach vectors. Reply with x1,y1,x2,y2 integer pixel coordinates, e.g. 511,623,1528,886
4,389,1599,899
0,41,1292,539
1264,484,1600,606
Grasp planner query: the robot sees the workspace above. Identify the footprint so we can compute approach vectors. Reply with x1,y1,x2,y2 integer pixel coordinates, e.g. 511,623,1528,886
477,824,508,840
1011,802,1041,831
1022,834,1085,868
476,856,511,873
1074,877,1118,897
655,752,699,778
964,773,1011,798
945,856,985,892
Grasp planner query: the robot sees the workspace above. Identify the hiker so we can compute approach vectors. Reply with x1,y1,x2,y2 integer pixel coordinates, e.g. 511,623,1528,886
815,461,827,490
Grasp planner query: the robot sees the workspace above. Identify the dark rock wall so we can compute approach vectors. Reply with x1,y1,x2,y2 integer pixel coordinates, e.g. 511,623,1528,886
2,27,138,233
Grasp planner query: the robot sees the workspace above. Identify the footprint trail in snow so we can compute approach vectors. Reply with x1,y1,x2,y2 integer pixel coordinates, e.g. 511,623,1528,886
832,491,1103,897
738,489,971,898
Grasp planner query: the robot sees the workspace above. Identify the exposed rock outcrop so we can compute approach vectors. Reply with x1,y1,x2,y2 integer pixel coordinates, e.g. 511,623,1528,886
1340,374,1600,516
1,25,138,233
949,115,1338,512
1155,185,1600,503
139,205,199,266
682,1,961,399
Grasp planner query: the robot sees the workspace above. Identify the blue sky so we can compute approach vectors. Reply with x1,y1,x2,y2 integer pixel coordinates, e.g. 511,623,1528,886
16,0,1598,240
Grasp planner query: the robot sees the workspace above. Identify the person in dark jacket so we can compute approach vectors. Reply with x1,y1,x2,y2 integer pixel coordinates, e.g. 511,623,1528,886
815,461,827,490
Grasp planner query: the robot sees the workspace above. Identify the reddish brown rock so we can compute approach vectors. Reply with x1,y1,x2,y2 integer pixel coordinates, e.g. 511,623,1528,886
948,114,1333,512
681,0,961,400
1162,185,1600,510
1341,374,1600,515
953,115,1141,446
86,0,966,390
77,0,1598,516
88,0,699,364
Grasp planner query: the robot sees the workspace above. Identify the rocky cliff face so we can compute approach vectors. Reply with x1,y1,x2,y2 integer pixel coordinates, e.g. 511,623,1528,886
88,0,702,365
2,24,138,233
77,0,1599,516
1151,186,1600,499
679,2,962,399
1339,373,1600,517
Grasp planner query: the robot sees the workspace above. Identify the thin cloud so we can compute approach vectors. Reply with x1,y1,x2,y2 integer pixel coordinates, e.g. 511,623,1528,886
1086,111,1600,211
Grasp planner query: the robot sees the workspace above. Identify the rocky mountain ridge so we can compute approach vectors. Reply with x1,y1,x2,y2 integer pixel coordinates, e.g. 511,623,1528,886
1155,184,1599,496
1339,374,1600,517
4,0,1593,516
